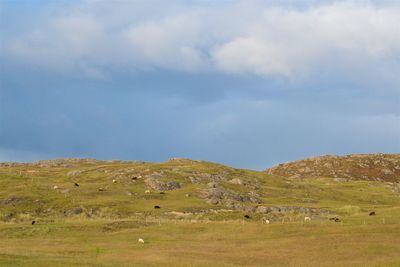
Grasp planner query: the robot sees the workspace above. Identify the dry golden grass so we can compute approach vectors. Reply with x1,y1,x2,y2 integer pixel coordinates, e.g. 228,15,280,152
0,219,399,267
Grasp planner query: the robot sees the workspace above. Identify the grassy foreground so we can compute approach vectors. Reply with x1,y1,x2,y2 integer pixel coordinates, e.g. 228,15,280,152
0,217,400,267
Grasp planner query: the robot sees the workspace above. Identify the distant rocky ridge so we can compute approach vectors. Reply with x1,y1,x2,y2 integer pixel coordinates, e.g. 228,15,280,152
266,153,400,182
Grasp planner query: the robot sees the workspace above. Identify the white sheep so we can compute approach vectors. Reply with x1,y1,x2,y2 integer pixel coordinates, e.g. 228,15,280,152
304,216,311,222
262,217,270,224
138,238,145,244
112,179,117,183
145,190,150,194
53,185,59,190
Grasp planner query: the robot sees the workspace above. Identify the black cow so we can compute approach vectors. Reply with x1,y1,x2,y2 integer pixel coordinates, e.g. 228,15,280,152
154,205,161,209
31,220,36,225
74,183,79,187
244,215,251,219
369,211,376,216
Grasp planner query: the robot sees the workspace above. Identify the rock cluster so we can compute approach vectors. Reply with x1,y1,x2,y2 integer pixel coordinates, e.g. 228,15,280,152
266,154,400,182
144,174,182,191
200,183,261,212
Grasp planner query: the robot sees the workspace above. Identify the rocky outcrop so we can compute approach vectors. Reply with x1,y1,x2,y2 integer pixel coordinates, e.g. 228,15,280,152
200,183,261,212
144,176,182,191
266,154,400,182
256,205,330,215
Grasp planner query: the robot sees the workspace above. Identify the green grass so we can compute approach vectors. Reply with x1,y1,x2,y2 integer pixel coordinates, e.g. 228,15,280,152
0,158,399,266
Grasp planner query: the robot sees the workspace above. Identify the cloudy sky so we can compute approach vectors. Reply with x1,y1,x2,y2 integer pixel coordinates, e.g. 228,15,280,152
0,0,399,169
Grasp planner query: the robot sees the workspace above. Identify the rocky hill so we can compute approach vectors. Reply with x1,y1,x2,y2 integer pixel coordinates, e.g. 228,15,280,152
1,155,399,224
266,153,400,182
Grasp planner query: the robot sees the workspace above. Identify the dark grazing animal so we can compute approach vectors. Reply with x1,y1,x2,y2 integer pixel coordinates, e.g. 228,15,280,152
74,183,79,187
244,215,251,219
31,220,36,225
159,192,165,195
154,205,161,209
369,211,376,216
329,217,340,222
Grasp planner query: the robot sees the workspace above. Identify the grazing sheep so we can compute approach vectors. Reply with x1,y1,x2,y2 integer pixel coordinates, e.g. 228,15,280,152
154,205,161,209
185,193,191,197
329,217,340,222
53,185,58,189
304,216,311,222
262,217,270,224
74,183,79,187
369,211,376,216
145,190,150,194
244,215,251,219
112,179,117,183
138,238,145,244
98,188,106,192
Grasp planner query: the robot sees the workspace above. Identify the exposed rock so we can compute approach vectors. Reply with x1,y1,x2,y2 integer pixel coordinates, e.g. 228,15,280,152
248,191,261,203
188,176,201,184
0,162,22,167
145,177,181,191
207,198,220,205
201,184,260,211
229,178,243,185
64,207,84,216
207,182,218,188
255,205,330,215
67,170,82,177
334,178,348,182
2,196,23,206
266,154,400,182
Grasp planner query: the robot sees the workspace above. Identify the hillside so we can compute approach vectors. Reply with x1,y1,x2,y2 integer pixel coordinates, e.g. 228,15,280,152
266,153,400,182
1,156,399,222
1,156,400,266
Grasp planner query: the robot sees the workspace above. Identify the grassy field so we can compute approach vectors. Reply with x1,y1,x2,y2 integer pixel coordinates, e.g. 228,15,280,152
0,158,399,266
0,218,399,267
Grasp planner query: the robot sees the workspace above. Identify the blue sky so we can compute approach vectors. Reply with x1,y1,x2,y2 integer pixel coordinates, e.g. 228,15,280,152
0,0,399,169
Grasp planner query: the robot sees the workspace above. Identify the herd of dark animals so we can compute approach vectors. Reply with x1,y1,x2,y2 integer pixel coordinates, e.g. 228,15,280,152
29,182,378,226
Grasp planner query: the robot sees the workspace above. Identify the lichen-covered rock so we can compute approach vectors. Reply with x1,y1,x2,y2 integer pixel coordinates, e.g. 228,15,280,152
255,205,330,215
229,178,243,185
145,177,181,191
266,154,400,182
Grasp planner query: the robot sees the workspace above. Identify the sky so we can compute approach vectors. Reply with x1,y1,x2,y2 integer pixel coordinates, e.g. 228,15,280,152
0,0,399,170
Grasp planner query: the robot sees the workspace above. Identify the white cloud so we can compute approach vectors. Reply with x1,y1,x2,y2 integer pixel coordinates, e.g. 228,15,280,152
125,14,208,71
213,2,400,77
4,1,400,81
